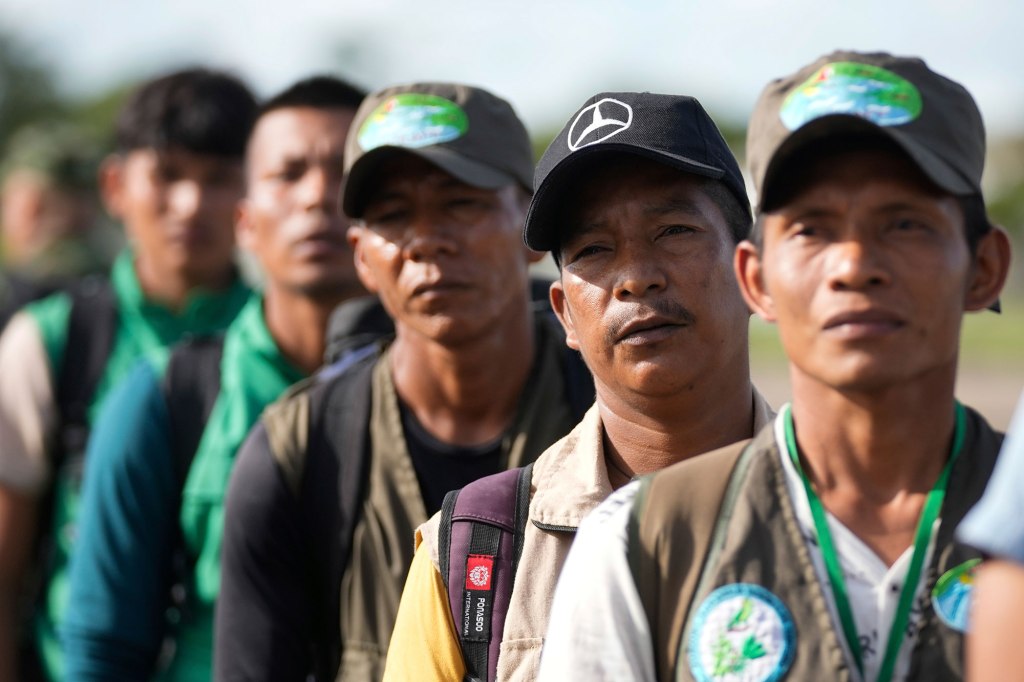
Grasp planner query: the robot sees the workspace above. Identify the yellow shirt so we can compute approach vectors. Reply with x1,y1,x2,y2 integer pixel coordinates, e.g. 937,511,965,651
383,541,466,681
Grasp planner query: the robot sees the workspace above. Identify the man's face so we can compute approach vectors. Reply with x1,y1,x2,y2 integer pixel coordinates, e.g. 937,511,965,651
237,106,361,301
349,155,536,346
103,147,242,284
738,147,999,392
551,157,750,400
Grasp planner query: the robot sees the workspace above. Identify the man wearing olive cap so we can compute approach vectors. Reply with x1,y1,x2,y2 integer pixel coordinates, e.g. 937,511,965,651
540,51,1011,682
214,82,593,682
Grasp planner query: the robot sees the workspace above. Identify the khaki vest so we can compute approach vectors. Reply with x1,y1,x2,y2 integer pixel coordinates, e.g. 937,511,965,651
267,316,581,682
631,407,1003,682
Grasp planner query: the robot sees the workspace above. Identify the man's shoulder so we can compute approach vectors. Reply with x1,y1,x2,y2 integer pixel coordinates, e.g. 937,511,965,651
259,347,382,495
638,424,774,526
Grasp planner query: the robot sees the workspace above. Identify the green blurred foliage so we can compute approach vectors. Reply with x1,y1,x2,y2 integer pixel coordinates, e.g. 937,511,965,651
0,26,131,160
0,28,66,151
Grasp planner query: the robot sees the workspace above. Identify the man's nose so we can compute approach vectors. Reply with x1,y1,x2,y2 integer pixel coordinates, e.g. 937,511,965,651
826,238,891,292
403,211,458,262
612,255,667,300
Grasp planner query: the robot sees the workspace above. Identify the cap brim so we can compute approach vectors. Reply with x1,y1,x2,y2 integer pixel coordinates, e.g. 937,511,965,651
343,146,521,218
524,144,727,252
758,115,975,211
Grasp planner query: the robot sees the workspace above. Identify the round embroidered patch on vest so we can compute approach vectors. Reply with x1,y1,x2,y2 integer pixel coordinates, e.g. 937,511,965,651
689,584,796,682
932,558,981,633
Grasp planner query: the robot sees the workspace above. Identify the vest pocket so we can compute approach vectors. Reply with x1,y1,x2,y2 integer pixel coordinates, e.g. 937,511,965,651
496,637,543,682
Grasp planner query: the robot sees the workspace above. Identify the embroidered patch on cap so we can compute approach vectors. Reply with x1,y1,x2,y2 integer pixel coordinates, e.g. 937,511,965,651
932,558,981,633
780,61,923,131
688,584,795,682
358,93,469,151
567,98,633,151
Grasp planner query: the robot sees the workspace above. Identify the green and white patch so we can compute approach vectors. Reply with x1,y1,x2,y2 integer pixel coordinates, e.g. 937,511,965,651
358,93,469,150
780,61,923,130
688,584,795,682
932,559,981,633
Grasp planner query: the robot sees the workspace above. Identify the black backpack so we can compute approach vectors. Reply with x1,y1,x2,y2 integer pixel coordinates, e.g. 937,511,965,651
23,274,227,677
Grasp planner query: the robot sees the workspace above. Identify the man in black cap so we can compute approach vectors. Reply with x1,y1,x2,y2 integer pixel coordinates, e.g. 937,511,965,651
214,82,594,682
540,51,1010,682
383,91,770,682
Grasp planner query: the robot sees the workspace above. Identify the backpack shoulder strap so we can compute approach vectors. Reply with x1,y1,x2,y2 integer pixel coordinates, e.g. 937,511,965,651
162,334,226,485
295,347,379,679
55,275,117,462
157,334,225,662
437,462,534,682
627,438,755,681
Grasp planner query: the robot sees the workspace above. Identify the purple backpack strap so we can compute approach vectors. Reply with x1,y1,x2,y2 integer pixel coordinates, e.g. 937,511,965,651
438,462,533,682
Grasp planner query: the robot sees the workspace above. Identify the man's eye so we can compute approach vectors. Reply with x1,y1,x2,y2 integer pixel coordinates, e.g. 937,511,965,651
568,244,606,262
448,197,488,213
369,210,407,225
274,165,305,182
155,165,181,183
661,225,696,237
892,218,928,233
792,223,819,238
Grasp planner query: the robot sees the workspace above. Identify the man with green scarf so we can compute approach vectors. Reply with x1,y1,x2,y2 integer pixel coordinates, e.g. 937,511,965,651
0,68,257,682
61,75,368,681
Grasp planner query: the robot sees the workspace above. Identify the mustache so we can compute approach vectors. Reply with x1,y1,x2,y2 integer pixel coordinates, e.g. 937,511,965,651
603,299,697,345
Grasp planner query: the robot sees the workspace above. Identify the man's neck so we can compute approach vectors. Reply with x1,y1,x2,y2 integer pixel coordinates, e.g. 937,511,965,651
134,257,233,311
264,286,350,375
788,365,960,565
597,362,758,486
388,306,536,447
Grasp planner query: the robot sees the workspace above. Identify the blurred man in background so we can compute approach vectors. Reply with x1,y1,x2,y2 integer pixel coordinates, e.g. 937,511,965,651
0,122,118,330
0,68,256,682
62,74,368,682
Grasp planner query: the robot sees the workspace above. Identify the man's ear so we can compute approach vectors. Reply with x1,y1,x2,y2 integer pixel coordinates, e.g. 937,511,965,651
549,279,581,351
234,199,257,253
348,224,380,294
965,225,1012,312
98,155,125,222
735,240,777,323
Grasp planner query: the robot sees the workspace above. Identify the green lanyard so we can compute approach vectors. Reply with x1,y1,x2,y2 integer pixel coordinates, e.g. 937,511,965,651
782,402,966,682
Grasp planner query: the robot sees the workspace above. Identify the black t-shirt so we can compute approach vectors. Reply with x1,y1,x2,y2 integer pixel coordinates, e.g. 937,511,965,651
398,399,504,515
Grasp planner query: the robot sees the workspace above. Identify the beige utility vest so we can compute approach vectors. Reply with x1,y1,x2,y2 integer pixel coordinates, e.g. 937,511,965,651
630,407,1003,682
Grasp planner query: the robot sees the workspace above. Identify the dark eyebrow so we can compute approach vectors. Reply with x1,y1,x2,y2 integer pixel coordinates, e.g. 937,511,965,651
643,198,704,217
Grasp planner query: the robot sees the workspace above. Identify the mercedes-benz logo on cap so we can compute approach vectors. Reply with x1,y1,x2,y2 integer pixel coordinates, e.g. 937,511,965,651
567,98,633,151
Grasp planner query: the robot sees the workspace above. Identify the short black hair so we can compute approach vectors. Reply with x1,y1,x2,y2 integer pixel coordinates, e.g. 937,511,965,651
259,75,366,116
750,135,992,252
115,68,258,158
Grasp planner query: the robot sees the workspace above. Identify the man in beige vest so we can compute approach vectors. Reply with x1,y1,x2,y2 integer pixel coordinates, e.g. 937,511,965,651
384,91,772,681
540,51,1011,682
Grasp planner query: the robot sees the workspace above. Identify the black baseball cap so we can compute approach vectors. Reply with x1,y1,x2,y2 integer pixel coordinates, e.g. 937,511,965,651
342,82,534,218
524,91,749,253
747,50,986,212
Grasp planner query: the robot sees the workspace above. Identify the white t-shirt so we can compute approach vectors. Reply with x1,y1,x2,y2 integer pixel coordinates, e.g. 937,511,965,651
538,410,934,682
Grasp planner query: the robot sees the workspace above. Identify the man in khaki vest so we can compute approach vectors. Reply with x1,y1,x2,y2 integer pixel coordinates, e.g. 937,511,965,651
383,92,772,681
540,51,1011,682
214,82,594,682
